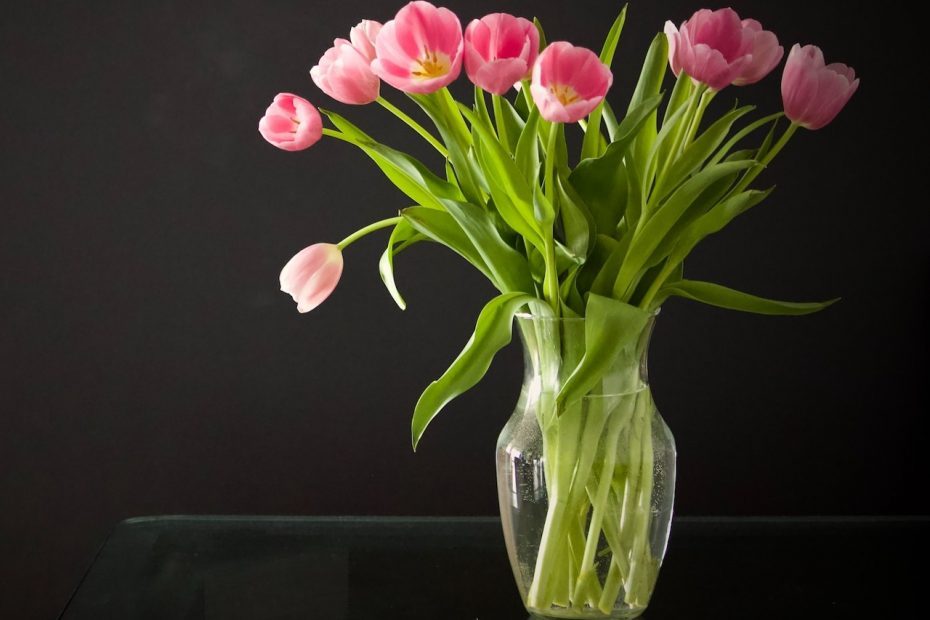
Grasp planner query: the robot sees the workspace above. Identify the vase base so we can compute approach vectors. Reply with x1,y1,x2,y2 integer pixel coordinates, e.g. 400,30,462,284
527,606,646,620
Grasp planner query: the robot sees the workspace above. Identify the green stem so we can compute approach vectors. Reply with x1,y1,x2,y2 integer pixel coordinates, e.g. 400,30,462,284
437,88,472,147
336,216,401,250
542,125,561,313
376,96,448,157
639,262,676,311
491,94,510,150
654,84,706,191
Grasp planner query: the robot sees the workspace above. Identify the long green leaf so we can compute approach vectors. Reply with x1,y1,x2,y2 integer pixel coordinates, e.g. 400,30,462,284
661,280,839,315
412,293,552,448
627,33,669,182
614,160,754,299
379,219,423,310
401,207,492,281
322,110,462,209
657,105,755,199
439,199,535,294
667,188,772,265
569,93,664,235
580,5,628,161
556,294,651,408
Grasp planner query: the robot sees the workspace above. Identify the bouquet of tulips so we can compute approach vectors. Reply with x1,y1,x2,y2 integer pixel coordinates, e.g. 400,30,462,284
260,1,857,614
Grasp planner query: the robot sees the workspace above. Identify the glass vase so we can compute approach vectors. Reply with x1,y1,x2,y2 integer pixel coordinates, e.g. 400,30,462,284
496,312,676,619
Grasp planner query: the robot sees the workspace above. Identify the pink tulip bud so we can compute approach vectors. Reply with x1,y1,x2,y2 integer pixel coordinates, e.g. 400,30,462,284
310,39,380,105
371,1,464,94
781,44,859,130
530,42,612,124
665,8,782,91
258,93,322,152
464,13,539,95
349,19,382,63
279,243,344,313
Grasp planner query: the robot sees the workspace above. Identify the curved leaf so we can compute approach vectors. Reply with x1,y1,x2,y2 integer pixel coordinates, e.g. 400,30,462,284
556,294,651,409
412,293,553,448
379,219,424,310
661,279,839,315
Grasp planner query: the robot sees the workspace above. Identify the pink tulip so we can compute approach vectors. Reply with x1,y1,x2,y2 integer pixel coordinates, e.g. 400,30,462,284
530,42,612,124
464,13,539,95
781,44,858,130
310,39,380,105
665,8,782,91
349,19,382,62
371,1,464,94
733,19,784,86
258,93,322,152
280,243,344,313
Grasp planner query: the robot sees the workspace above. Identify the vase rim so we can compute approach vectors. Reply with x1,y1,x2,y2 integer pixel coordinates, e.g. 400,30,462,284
514,307,661,322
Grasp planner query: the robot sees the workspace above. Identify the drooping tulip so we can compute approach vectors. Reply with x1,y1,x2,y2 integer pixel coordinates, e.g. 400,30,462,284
530,41,612,123
279,243,344,313
664,8,782,91
371,1,464,94
781,44,859,130
311,39,380,104
258,93,323,151
349,19,382,62
464,13,539,95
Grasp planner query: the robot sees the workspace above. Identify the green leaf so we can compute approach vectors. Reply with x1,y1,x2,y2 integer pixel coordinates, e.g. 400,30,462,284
580,4,628,161
557,174,596,260
662,71,693,127
599,4,628,66
401,207,492,280
462,106,550,246
627,33,669,182
321,109,463,209
614,160,754,300
556,294,651,408
602,101,620,142
660,280,839,315
533,17,548,49
708,112,783,167
412,293,552,448
569,93,664,235
439,199,535,294
515,107,541,185
378,219,424,310
407,93,485,205
657,105,755,199
667,189,773,266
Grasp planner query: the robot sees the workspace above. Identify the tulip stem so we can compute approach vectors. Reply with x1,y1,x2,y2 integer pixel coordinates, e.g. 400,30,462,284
337,216,403,250
376,96,449,158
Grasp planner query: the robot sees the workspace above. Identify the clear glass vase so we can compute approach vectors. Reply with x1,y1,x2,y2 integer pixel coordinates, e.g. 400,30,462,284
496,312,676,619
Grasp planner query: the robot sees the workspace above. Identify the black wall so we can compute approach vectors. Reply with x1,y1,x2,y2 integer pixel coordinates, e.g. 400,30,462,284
1,1,925,618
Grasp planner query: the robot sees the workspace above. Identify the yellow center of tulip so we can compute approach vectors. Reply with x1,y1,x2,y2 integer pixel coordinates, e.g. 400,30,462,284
412,51,451,80
550,84,581,105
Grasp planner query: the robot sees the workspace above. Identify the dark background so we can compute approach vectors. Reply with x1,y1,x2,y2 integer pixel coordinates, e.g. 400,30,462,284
1,0,925,618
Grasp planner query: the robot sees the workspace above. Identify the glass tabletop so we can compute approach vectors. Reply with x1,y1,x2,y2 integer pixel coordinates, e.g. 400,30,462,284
59,516,926,619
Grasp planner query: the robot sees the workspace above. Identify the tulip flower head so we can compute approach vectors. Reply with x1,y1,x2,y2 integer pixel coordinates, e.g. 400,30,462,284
530,42,612,124
781,44,859,130
349,19,382,62
279,243,344,313
464,13,539,95
665,8,782,91
258,93,323,151
371,1,464,94
311,39,381,105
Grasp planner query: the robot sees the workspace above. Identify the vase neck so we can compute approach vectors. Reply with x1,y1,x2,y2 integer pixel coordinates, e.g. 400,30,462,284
516,313,655,399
